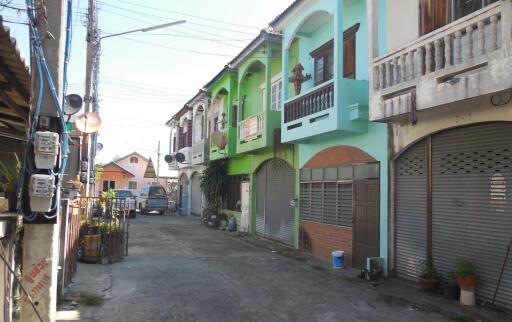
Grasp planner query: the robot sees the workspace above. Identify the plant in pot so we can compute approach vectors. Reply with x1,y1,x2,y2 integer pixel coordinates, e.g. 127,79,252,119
418,259,440,292
455,257,477,291
442,271,460,300
0,154,20,212
200,159,229,229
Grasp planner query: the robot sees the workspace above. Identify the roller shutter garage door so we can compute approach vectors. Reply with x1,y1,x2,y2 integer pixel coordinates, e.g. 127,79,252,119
255,159,295,245
190,173,202,216
395,139,428,280
432,122,512,308
395,122,512,308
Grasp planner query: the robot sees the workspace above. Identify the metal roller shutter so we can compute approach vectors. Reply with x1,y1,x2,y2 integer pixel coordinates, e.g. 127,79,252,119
265,159,296,245
432,122,512,308
395,139,428,280
256,159,296,245
255,165,266,237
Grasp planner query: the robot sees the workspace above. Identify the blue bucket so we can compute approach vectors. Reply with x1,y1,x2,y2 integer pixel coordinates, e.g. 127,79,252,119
332,251,345,269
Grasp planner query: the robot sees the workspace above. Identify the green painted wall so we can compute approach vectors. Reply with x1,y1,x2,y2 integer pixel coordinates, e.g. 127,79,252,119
227,154,251,175
236,42,283,154
247,145,299,247
207,70,238,160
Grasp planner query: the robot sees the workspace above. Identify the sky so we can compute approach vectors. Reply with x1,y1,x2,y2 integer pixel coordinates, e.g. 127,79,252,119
1,0,291,173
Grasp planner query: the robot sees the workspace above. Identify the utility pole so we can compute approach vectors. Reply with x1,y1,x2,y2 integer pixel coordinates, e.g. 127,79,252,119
82,0,99,197
20,0,66,321
157,140,161,181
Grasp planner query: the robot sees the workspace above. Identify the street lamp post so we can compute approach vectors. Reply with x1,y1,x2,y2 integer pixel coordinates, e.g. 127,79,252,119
84,19,186,196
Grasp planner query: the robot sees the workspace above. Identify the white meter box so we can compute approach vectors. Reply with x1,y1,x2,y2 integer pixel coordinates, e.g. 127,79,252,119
34,131,59,169
29,174,56,212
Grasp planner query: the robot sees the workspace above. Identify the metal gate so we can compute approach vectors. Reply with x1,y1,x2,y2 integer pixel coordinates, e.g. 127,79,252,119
431,122,512,307
395,139,428,280
255,158,295,245
190,172,202,216
395,122,512,308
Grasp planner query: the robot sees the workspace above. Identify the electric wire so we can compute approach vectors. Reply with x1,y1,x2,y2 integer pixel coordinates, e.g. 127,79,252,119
100,2,258,36
107,0,261,30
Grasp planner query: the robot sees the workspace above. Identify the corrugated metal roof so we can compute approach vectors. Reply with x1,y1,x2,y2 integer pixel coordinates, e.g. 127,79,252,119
268,0,304,27
228,29,282,68
0,16,31,141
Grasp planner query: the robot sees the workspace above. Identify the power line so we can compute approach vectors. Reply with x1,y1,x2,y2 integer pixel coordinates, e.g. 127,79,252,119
107,0,261,30
116,35,235,57
100,2,258,36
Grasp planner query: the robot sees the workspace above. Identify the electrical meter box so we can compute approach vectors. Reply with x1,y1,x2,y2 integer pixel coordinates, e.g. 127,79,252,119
29,174,56,212
34,131,59,169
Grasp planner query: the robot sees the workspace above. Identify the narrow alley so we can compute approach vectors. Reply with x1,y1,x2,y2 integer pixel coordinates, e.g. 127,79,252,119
57,215,508,322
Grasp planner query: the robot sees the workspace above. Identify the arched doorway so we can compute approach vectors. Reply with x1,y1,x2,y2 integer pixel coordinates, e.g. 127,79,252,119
255,158,295,245
300,146,380,268
394,122,512,307
178,174,189,215
190,172,202,216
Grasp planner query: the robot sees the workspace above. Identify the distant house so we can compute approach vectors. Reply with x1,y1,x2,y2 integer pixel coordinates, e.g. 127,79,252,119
98,152,176,194
98,160,136,193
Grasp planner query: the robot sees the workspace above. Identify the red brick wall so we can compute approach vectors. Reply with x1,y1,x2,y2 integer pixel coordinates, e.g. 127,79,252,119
303,145,376,169
300,220,353,267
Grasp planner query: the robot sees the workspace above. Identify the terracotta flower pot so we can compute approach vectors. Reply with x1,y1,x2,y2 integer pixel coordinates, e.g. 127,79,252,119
418,277,440,293
457,275,477,291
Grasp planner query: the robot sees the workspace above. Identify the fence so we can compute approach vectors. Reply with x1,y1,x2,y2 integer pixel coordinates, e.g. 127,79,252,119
57,200,82,297
78,197,130,263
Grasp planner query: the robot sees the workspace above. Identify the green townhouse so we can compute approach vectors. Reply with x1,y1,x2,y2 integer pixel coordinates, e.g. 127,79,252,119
205,30,299,246
270,0,389,271
195,0,390,273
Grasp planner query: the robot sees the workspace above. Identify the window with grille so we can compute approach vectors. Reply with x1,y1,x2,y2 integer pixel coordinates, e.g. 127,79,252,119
300,181,353,227
129,156,138,163
270,78,282,110
102,180,115,192
128,181,137,190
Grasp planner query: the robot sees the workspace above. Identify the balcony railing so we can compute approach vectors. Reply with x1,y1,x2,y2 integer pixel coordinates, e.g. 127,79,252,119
284,80,334,123
192,139,208,164
371,2,503,120
239,113,264,142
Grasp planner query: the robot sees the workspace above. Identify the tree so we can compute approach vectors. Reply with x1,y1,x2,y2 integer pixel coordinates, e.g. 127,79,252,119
95,164,103,183
200,159,229,216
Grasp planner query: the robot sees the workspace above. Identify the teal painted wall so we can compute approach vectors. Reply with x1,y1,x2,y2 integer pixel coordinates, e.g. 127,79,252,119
298,123,389,273
278,0,389,272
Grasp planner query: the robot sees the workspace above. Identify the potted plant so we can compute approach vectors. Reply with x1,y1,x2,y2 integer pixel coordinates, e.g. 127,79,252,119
443,271,460,299
418,259,440,292
455,257,477,291
0,155,20,212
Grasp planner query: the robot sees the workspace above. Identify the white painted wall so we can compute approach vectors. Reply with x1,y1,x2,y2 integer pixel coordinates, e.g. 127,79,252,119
386,0,419,51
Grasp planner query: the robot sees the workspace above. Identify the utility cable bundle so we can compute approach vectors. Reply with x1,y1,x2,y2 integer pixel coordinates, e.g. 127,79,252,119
17,0,73,221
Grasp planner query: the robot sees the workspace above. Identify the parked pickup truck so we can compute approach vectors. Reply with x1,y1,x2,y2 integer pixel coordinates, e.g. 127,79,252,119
113,189,137,218
137,184,168,215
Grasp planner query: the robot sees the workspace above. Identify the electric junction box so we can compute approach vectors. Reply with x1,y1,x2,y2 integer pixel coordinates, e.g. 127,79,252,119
29,174,56,212
34,131,59,169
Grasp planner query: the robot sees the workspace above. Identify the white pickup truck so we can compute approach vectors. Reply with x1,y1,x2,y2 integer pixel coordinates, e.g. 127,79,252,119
113,189,137,218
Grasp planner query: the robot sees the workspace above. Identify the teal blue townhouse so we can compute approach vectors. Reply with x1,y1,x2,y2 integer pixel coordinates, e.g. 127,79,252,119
270,0,389,271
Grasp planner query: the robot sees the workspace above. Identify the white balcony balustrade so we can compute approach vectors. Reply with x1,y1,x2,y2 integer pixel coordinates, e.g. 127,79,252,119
371,2,512,121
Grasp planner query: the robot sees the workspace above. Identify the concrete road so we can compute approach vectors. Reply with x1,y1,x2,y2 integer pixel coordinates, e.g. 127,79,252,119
61,215,508,322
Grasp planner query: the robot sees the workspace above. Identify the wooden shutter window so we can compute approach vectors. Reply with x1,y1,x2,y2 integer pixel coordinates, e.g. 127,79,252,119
187,118,193,147
310,40,334,86
343,23,359,79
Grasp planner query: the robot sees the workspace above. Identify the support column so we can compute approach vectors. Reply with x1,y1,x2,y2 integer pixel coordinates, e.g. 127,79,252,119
334,0,344,128
21,0,66,320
